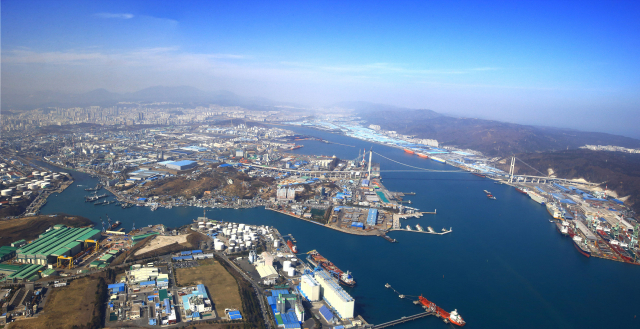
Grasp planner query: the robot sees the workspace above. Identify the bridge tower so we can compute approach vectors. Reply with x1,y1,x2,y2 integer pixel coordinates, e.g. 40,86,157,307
508,156,515,183
368,148,373,178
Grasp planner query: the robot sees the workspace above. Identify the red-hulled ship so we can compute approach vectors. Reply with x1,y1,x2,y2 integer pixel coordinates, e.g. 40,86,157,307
307,250,355,287
287,239,298,253
404,149,415,154
472,173,486,178
610,243,633,263
419,296,465,326
290,145,303,150
515,187,528,194
417,153,429,158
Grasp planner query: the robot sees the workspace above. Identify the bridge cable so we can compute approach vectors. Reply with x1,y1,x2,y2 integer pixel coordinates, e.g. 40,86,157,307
372,151,465,173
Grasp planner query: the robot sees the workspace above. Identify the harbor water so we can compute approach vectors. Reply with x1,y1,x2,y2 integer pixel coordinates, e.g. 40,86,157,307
38,127,640,328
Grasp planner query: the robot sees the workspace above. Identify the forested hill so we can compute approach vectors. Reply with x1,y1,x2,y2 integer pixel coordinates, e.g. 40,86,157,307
358,109,640,157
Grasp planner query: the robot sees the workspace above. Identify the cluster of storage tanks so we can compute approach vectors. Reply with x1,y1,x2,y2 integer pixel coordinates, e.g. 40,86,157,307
197,221,272,253
282,257,298,277
1,166,64,198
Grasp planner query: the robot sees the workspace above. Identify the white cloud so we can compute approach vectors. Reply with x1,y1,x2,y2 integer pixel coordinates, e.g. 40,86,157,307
95,13,134,19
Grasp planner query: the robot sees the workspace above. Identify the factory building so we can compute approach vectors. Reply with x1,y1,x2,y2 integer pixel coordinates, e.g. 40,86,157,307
15,226,101,265
0,246,17,262
182,284,212,319
313,269,355,319
162,160,197,171
299,274,321,301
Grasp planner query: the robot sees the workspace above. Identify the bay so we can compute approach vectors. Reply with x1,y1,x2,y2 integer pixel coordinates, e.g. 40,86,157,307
37,126,640,328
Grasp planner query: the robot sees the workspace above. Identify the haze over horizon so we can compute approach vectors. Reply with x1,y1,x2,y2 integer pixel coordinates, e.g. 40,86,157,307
2,1,640,139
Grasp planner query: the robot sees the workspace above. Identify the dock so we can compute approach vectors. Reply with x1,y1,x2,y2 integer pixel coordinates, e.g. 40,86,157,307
389,228,452,235
370,312,434,328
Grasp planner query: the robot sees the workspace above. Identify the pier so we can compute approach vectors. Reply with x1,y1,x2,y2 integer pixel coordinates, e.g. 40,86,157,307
389,228,452,235
370,311,434,328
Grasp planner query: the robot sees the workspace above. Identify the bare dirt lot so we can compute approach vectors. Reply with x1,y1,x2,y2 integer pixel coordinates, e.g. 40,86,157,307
175,259,243,313
134,234,188,256
10,276,104,329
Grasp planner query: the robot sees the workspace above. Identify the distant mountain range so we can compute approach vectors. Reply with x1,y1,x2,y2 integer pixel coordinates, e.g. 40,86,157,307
1,86,289,111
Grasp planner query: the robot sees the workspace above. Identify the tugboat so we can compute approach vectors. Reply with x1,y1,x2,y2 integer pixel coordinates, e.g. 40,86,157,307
487,194,496,200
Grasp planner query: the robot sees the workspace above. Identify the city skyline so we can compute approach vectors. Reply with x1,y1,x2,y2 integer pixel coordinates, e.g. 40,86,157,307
2,1,640,138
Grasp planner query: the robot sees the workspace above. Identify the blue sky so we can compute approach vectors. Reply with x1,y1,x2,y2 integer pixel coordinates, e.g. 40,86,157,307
2,1,640,137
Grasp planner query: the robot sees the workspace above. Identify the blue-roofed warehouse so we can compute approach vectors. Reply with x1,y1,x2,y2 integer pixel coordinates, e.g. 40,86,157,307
366,209,378,226
164,160,197,171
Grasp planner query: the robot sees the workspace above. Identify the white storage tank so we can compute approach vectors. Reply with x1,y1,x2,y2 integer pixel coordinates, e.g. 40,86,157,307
214,242,225,250
287,268,295,276
290,258,297,265
274,240,280,248
283,261,292,270
1,189,13,197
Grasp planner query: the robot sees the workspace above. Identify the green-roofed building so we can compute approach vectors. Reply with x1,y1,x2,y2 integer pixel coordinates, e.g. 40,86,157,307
0,263,24,275
11,239,27,248
7,264,43,281
0,246,17,261
41,268,57,277
15,227,101,265
131,232,159,244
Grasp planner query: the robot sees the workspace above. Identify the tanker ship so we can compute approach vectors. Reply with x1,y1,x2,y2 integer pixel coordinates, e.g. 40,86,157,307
287,239,298,253
307,250,356,287
419,296,465,326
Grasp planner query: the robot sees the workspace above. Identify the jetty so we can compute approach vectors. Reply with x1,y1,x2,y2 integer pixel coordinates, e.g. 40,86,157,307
370,312,434,328
388,228,452,235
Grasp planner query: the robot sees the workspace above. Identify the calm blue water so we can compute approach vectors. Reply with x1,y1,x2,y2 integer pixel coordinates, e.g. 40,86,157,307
38,127,640,328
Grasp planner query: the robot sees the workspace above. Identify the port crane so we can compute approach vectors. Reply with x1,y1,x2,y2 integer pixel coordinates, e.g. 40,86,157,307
56,255,74,269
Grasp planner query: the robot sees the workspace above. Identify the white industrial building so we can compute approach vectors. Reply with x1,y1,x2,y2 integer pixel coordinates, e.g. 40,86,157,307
313,269,354,319
300,274,321,302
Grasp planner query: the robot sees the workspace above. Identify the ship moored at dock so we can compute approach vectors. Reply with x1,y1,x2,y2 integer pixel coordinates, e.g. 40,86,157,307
307,250,356,287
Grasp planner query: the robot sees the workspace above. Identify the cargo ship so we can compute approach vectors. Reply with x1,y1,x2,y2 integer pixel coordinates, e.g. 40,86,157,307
526,191,546,205
419,296,465,326
483,190,491,194
473,173,486,178
290,145,303,150
556,221,569,236
608,240,634,262
546,203,562,219
109,221,121,230
287,239,298,253
404,149,415,154
307,250,356,287
572,236,591,257
417,153,429,158
430,156,446,163
515,187,528,194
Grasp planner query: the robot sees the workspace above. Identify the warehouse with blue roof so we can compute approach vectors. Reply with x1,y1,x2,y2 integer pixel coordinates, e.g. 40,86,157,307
163,160,197,171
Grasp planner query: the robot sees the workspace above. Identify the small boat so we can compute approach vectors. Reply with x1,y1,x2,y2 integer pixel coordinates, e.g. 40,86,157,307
487,194,496,200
